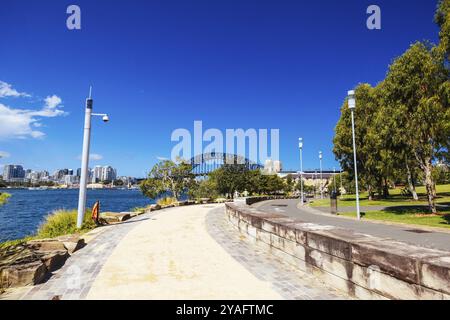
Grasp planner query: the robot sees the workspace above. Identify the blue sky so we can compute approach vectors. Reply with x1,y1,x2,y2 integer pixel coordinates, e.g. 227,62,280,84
0,0,441,177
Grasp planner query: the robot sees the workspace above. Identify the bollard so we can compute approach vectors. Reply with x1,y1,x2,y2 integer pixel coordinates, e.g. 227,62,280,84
330,191,338,215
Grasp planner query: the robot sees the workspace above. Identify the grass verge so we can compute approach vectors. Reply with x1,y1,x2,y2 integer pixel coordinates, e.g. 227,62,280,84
310,184,450,208
0,209,96,248
339,207,450,229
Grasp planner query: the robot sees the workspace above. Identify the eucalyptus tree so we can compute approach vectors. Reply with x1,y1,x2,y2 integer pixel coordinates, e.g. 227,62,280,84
140,159,194,200
382,42,450,213
435,0,450,59
333,83,387,200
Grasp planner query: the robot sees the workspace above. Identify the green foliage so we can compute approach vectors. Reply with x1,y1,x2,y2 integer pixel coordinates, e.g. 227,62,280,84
435,0,450,58
36,209,95,239
188,178,219,200
140,159,194,200
333,5,450,213
208,164,250,197
0,193,11,205
156,197,177,206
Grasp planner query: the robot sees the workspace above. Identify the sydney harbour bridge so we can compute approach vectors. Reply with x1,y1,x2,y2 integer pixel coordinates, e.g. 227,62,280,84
190,152,262,176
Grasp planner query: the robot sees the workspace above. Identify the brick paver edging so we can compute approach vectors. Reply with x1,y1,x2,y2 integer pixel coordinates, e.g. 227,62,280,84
225,202,450,300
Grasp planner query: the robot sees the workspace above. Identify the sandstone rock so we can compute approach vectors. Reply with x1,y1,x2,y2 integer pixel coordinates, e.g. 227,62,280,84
0,260,47,288
27,239,67,252
55,234,86,255
100,212,131,223
40,251,69,272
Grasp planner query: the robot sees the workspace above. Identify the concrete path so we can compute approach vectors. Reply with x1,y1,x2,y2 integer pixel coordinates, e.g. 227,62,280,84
255,199,450,251
17,204,347,300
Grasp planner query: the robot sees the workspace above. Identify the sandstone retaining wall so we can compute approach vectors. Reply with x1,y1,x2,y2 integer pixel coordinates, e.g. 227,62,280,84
225,202,450,300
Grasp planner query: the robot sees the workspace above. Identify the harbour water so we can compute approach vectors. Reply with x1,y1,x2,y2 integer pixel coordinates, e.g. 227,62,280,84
0,188,154,242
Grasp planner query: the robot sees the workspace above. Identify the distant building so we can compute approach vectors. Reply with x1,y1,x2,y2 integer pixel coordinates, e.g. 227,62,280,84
3,165,26,182
101,166,117,182
53,169,69,181
63,175,79,186
91,165,117,182
263,160,282,174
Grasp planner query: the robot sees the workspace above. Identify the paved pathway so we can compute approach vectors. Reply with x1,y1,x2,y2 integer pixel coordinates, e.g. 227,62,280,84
17,204,347,300
255,199,450,251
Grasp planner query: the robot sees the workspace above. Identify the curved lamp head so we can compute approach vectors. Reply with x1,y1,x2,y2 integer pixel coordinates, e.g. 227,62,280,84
102,115,110,123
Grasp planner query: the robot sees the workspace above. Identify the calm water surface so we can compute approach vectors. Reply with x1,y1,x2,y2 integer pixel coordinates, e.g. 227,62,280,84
0,188,154,242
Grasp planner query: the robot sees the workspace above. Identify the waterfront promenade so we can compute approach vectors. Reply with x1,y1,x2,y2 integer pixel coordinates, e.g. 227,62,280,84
4,204,346,300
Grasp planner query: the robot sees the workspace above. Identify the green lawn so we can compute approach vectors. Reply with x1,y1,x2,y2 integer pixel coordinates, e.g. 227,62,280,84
309,184,450,208
0,193,11,205
339,208,450,229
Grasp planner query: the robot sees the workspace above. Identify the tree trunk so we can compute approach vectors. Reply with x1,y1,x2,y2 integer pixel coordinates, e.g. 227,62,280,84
423,160,437,213
405,157,419,201
368,185,373,201
383,177,389,198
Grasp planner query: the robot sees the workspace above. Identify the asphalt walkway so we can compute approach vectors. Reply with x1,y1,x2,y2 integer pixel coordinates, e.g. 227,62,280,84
254,199,450,251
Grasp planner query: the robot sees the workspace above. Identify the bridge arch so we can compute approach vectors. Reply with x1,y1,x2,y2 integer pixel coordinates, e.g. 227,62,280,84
189,152,262,176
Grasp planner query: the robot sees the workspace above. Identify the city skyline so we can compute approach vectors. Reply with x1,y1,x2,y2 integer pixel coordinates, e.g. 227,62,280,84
0,0,441,177
2,163,122,184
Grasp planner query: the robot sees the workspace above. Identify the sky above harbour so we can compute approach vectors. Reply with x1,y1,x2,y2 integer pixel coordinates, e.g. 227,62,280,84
0,0,441,177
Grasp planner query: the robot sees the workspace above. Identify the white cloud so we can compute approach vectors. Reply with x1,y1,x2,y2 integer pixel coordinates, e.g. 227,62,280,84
0,151,11,158
44,95,62,109
77,153,103,161
0,81,30,98
0,81,66,139
156,156,169,161
90,153,103,161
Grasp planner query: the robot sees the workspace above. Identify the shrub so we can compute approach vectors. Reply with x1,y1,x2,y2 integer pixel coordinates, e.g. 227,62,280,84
36,209,95,239
0,193,11,205
157,197,177,206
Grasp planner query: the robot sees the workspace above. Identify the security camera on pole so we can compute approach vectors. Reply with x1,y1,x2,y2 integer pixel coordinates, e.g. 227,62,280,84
347,90,361,220
76,87,110,229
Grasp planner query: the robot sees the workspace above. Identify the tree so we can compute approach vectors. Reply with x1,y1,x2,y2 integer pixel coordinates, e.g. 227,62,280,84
208,164,249,198
382,42,450,213
284,174,294,194
435,0,450,59
333,83,389,200
188,178,219,199
140,160,194,200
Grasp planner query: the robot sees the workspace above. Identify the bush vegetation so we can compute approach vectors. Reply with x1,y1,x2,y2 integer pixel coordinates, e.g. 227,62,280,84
0,192,11,205
36,209,96,239
156,197,177,206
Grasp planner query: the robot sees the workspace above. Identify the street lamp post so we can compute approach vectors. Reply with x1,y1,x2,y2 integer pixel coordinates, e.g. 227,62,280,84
348,90,361,220
76,87,110,229
319,151,323,199
299,138,304,205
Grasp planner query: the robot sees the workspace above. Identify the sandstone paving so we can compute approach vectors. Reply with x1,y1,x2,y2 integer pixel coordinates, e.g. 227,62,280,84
10,204,347,300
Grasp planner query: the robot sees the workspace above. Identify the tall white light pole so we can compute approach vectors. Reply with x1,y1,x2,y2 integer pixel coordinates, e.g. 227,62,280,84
319,151,323,199
299,138,304,205
76,87,110,229
348,90,361,220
